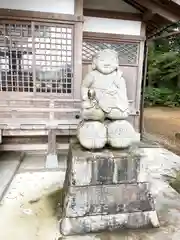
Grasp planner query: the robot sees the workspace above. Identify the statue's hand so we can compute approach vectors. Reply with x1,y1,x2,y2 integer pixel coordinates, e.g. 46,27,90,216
82,88,96,101
88,89,96,100
82,98,98,109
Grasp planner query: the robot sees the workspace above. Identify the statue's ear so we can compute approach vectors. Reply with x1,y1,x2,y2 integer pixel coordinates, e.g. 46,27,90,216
92,56,97,70
92,62,96,70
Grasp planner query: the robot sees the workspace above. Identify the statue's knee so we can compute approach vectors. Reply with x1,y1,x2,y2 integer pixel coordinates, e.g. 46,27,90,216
107,120,140,148
77,121,107,149
107,109,129,120
82,108,104,121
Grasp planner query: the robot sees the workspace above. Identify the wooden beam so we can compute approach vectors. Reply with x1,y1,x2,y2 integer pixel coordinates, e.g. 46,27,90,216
172,0,180,4
134,0,180,22
149,30,180,41
2,129,77,136
123,0,145,12
75,0,83,17
0,143,70,151
152,0,180,16
84,8,142,21
83,31,145,41
143,10,155,22
0,107,80,113
140,22,146,36
73,0,83,99
0,8,83,23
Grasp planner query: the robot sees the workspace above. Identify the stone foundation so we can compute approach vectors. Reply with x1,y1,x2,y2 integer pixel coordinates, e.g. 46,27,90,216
60,211,159,236
60,143,159,236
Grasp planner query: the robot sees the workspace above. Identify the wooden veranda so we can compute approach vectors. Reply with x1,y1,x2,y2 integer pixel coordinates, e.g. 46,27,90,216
0,0,179,151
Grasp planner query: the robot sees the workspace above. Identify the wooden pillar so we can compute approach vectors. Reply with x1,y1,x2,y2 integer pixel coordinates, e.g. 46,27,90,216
47,129,56,155
134,22,146,133
0,130,2,144
45,129,58,168
73,0,83,100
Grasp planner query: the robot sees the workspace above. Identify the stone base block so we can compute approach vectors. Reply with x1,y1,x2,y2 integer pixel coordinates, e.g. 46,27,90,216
65,143,145,186
59,235,98,240
63,183,155,218
60,182,159,236
60,210,159,236
60,143,159,236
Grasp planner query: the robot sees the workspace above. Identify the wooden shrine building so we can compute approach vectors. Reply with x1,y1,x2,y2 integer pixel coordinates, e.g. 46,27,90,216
0,0,179,151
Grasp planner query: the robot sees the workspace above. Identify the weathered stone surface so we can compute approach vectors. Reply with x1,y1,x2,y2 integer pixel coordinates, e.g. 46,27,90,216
59,236,98,240
63,183,155,218
81,49,129,121
65,143,143,186
107,120,140,148
60,210,159,236
78,49,141,150
60,144,159,236
77,121,107,150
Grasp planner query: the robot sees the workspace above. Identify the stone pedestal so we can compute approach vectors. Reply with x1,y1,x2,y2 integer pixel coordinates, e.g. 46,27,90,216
60,143,159,236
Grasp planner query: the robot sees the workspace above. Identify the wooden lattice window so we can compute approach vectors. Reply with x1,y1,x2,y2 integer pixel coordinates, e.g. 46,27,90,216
82,40,139,65
0,21,73,94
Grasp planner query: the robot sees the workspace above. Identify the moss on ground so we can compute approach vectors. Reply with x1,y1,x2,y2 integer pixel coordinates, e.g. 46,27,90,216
46,188,64,218
169,171,180,193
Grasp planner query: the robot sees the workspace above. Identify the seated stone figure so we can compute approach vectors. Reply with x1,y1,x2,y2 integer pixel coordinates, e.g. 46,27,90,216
81,49,129,121
78,49,140,149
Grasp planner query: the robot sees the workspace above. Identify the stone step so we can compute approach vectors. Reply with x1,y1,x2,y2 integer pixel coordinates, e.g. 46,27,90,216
60,210,159,236
62,182,155,218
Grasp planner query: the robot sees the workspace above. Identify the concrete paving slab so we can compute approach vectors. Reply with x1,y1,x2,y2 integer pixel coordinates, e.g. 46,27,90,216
19,153,67,172
1,148,180,240
0,171,65,240
0,152,23,200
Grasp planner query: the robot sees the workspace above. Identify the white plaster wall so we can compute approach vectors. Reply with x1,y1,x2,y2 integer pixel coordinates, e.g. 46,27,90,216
0,0,74,14
84,0,140,13
83,17,142,36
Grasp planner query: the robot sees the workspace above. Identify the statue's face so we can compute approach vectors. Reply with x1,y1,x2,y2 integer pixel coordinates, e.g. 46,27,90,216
94,50,118,74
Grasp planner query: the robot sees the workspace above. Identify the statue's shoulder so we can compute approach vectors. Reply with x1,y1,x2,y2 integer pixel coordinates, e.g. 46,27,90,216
116,69,123,78
84,70,97,80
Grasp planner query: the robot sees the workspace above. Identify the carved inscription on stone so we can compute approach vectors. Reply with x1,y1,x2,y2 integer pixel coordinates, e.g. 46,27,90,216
90,156,115,184
70,154,141,186
65,183,155,218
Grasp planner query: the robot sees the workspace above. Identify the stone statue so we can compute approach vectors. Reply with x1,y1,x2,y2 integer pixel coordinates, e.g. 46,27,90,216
60,49,159,236
81,49,129,121
77,49,139,149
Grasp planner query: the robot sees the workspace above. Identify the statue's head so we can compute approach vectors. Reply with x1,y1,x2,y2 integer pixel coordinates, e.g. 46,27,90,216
92,49,119,74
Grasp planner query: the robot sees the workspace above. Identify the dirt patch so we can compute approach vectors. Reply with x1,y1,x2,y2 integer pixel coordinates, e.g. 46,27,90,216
144,107,180,155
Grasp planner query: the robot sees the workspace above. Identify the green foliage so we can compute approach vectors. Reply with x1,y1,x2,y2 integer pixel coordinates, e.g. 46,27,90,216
144,87,180,107
146,25,180,106
148,44,180,89
168,169,180,194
